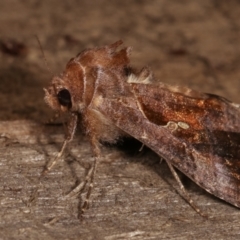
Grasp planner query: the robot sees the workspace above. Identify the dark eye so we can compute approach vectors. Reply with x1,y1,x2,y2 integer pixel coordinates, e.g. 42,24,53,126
57,89,72,108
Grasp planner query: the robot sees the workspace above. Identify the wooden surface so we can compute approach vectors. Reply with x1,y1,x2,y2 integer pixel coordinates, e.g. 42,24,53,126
1,0,240,239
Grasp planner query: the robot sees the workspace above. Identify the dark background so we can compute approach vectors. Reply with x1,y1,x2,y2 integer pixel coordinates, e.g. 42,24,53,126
0,0,240,239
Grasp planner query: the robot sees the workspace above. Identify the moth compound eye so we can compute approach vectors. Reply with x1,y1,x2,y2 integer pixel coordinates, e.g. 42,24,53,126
57,89,72,108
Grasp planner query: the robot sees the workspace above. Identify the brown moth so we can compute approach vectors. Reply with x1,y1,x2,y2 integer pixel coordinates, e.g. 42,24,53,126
44,40,240,216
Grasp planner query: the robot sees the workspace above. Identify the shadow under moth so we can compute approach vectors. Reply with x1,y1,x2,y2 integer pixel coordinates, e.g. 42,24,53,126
44,40,240,217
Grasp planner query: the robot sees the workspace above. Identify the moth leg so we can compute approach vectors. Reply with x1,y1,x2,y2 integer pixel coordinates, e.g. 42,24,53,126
63,157,97,219
42,112,78,175
166,160,207,218
64,159,95,198
139,143,145,152
64,136,99,219
77,135,100,218
80,158,98,217
28,113,78,206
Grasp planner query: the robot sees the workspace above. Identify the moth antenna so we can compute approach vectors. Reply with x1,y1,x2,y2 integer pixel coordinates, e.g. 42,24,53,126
35,35,54,77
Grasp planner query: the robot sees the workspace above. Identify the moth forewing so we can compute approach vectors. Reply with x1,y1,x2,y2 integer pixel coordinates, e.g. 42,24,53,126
95,81,240,210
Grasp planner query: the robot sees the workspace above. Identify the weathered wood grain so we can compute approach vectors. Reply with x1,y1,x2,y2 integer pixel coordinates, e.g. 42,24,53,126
1,0,240,239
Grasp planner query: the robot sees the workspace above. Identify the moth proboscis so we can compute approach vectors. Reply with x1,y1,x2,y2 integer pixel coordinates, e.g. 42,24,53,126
43,40,240,217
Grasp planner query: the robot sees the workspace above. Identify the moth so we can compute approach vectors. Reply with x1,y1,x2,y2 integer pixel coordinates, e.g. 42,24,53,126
44,40,240,216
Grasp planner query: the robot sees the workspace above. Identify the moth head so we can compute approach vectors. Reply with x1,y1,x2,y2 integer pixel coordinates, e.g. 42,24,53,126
44,40,131,114
44,59,85,113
